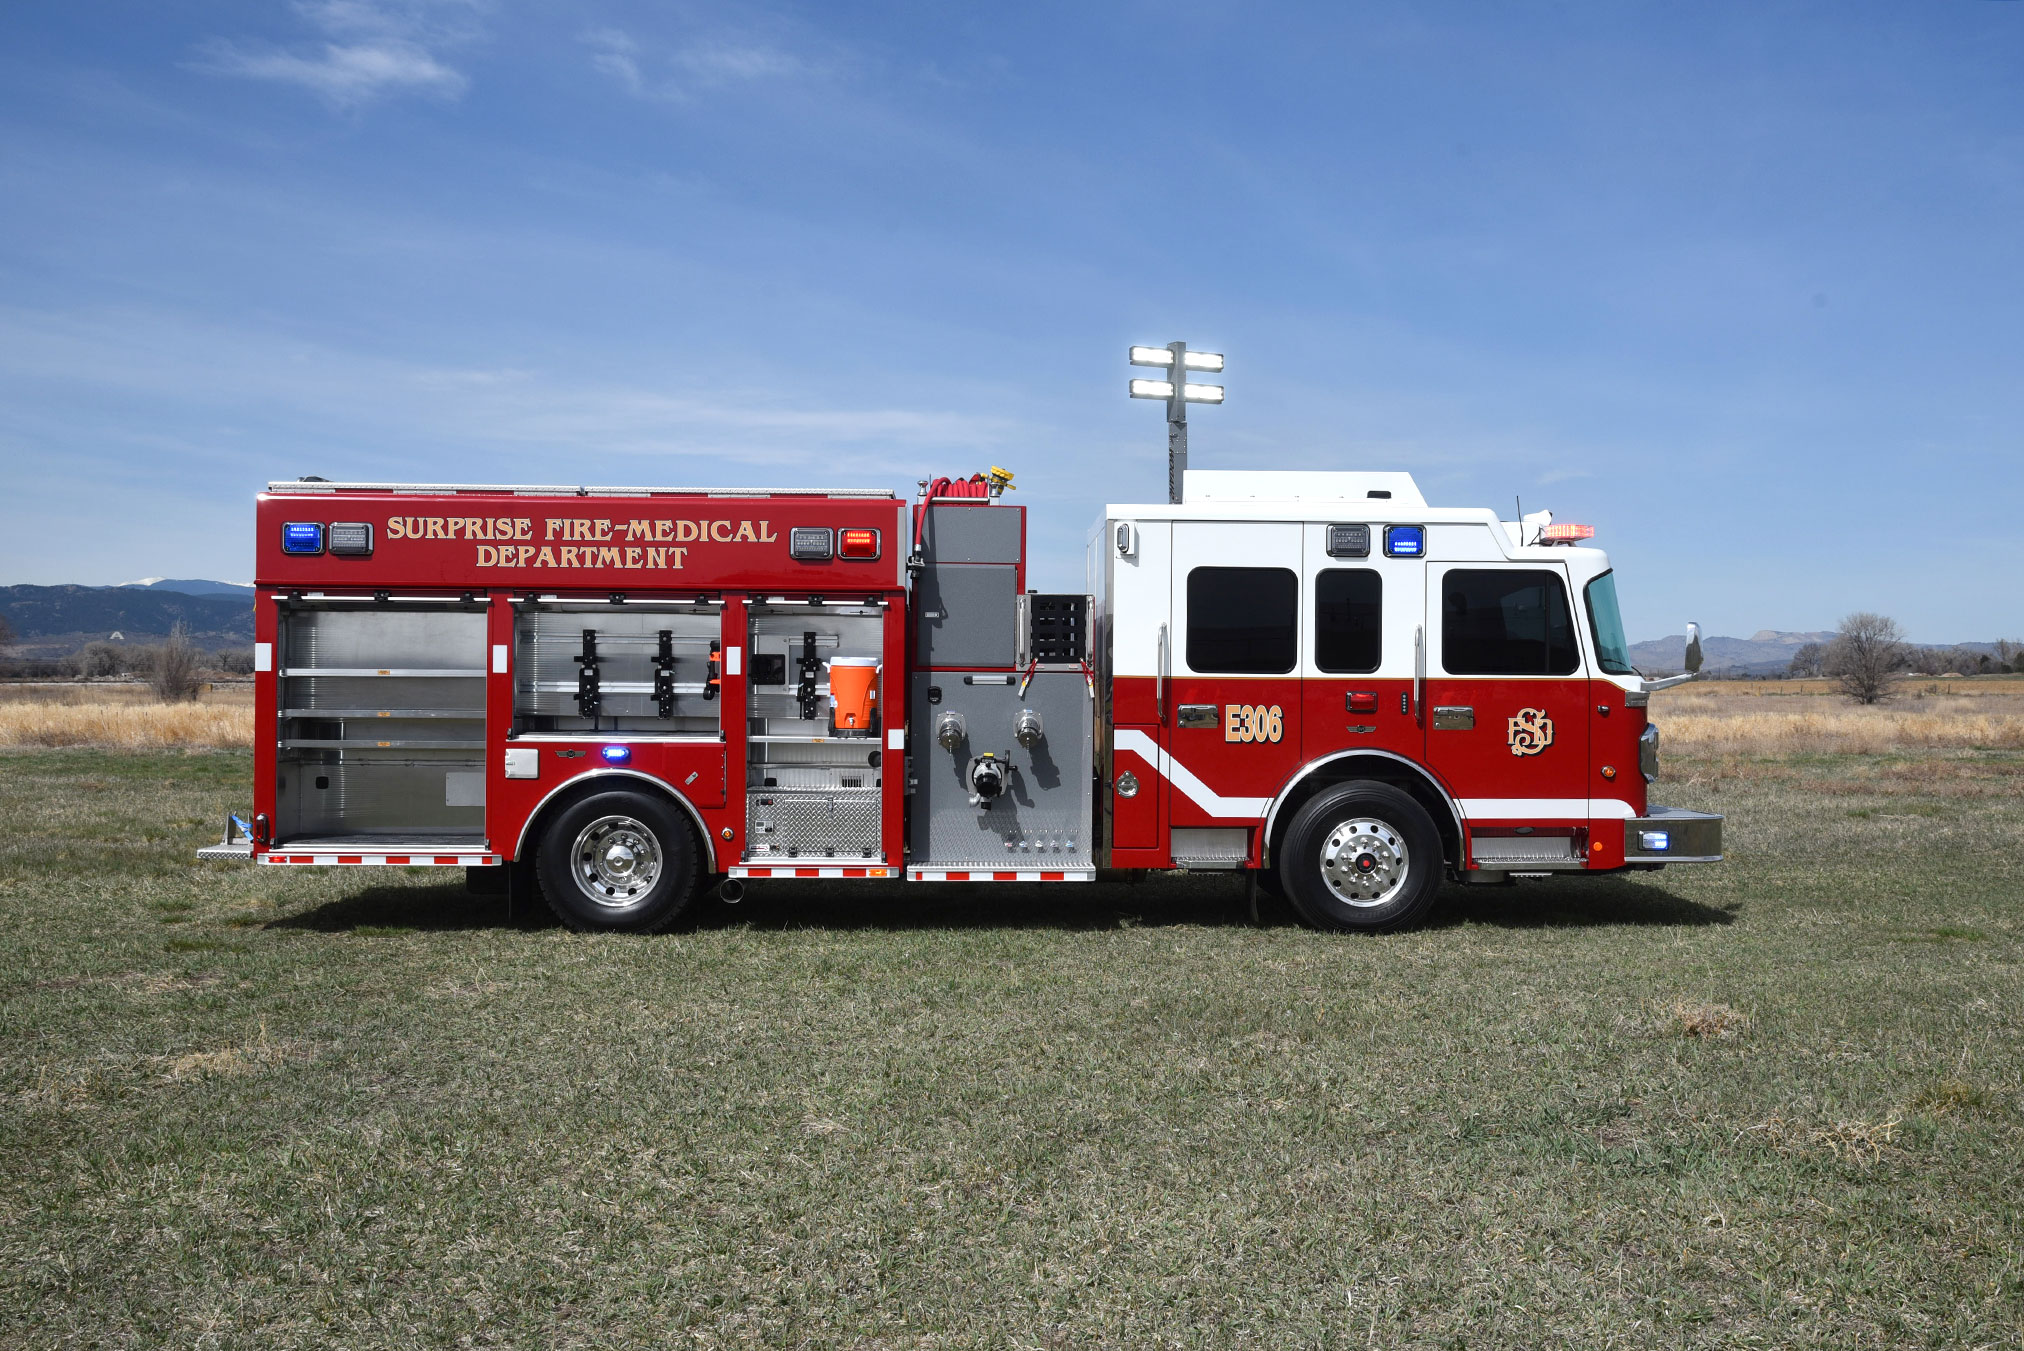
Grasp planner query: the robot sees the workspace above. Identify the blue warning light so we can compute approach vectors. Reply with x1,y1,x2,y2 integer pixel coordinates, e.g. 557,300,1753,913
281,522,325,555
1384,524,1425,558
600,745,632,764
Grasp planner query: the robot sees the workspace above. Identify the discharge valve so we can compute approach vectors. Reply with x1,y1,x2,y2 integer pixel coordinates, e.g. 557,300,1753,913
966,753,1008,807
1014,708,1044,748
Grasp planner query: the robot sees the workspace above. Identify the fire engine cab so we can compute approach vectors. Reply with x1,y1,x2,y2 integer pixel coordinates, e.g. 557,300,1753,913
201,464,1720,932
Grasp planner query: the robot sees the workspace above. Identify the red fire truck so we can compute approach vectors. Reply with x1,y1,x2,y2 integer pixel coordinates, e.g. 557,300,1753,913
200,463,1720,932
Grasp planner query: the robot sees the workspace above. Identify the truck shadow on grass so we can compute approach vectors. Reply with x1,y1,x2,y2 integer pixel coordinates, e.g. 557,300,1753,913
270,872,1736,935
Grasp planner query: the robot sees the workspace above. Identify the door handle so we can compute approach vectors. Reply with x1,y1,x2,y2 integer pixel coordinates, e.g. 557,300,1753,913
1432,705,1475,731
1413,625,1425,726
1155,623,1167,721
1177,704,1218,729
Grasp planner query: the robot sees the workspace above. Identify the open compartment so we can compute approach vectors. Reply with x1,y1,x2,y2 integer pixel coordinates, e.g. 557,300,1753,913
273,600,488,847
512,600,725,737
743,601,887,862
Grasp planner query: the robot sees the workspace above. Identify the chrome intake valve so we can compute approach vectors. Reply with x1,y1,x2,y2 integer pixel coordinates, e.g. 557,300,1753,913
1014,708,1043,748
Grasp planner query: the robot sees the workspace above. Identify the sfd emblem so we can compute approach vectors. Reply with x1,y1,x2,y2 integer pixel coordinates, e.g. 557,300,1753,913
1508,708,1554,756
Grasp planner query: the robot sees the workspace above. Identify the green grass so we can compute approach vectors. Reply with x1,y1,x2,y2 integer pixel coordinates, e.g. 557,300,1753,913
2,747,2021,1347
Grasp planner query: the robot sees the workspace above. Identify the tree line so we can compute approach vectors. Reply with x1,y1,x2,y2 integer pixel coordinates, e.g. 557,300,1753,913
1788,614,2023,704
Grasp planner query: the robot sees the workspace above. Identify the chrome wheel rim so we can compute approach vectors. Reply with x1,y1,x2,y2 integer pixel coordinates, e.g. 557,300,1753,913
571,815,662,908
1319,817,1409,908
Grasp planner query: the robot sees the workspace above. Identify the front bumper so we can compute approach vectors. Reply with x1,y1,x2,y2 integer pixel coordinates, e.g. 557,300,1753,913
1623,805,1723,864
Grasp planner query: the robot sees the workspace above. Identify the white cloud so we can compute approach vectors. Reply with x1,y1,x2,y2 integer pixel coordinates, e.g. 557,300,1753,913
581,27,809,103
194,0,477,107
197,40,466,105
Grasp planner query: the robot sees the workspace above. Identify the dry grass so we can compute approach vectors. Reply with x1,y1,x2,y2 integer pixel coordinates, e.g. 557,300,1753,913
1658,997,1750,1039
1654,684,2024,755
0,701,251,749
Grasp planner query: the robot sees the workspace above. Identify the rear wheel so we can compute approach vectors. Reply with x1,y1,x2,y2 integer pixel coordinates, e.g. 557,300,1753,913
1278,782,1442,933
535,790,700,933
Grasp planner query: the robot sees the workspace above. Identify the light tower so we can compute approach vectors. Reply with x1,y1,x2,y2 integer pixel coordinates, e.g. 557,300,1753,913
1128,342,1224,504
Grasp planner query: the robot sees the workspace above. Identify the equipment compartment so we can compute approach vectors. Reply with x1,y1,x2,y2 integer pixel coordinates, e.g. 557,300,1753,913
273,602,488,844
743,603,887,862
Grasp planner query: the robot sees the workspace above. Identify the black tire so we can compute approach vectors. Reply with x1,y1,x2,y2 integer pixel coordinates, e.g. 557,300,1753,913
1277,781,1443,933
533,789,701,933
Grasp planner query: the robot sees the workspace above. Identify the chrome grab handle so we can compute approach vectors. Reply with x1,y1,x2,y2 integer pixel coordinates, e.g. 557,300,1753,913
1155,623,1167,721
1413,625,1425,725
1177,704,1218,729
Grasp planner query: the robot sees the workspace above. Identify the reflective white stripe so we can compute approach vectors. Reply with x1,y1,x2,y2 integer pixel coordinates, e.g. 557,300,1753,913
1458,798,1638,820
253,643,273,672
729,866,891,879
257,854,498,866
492,644,509,673
907,869,1094,882
887,727,905,751
1112,729,1268,819
726,646,742,676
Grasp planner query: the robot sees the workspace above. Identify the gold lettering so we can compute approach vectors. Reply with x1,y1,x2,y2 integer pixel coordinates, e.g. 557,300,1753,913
734,520,757,543
655,520,675,541
546,519,565,540
518,546,536,566
624,520,653,541
625,547,643,568
424,518,445,539
676,520,699,542
496,517,514,540
710,520,733,542
594,520,613,540
648,548,666,568
387,518,405,541
758,520,776,542
560,547,578,567
476,545,498,566
514,518,532,540
536,547,556,567
596,547,621,567
671,547,688,569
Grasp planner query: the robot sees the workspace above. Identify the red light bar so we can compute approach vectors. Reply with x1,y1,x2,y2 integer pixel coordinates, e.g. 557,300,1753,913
1541,523,1595,543
837,528,881,559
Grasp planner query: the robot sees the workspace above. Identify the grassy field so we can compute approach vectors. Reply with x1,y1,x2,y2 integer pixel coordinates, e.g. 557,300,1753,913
2,699,2021,1345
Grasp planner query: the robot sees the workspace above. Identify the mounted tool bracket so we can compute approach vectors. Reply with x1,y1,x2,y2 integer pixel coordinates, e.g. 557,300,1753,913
573,629,601,719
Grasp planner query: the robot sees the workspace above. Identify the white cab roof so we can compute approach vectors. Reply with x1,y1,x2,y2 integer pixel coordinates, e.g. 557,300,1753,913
1179,469,1427,507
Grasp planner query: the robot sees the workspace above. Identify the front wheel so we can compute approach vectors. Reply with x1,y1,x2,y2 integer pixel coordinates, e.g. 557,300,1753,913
535,790,700,933
1278,782,1443,933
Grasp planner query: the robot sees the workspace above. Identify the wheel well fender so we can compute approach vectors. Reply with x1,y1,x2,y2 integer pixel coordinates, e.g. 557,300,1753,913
510,769,712,865
1263,751,1464,868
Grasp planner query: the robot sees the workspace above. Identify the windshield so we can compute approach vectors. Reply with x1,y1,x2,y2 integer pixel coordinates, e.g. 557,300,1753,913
1584,571,1636,676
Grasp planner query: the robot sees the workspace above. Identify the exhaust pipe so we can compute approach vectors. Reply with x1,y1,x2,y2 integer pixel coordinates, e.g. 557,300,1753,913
717,877,745,904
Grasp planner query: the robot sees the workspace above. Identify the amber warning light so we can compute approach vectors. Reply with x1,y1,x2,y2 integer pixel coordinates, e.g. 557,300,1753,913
1541,523,1596,544
837,528,881,560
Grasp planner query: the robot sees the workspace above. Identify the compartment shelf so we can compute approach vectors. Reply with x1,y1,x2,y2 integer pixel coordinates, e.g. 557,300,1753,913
280,668,486,678
280,739,485,750
280,709,484,720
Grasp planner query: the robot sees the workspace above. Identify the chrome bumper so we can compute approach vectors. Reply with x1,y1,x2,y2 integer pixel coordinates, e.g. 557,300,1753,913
1624,806,1723,864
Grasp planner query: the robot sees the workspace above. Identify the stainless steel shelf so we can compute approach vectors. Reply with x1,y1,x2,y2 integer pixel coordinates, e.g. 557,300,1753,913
279,668,486,678
279,739,484,750
280,709,485,720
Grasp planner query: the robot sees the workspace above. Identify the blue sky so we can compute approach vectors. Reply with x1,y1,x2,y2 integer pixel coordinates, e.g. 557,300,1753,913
1,2,2018,642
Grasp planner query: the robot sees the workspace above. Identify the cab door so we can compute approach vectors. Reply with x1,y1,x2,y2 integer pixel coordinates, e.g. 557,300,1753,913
1300,523,1425,770
1422,564,1591,825
1165,522,1305,838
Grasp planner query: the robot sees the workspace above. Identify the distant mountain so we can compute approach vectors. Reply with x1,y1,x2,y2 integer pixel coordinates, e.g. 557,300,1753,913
119,578,254,598
1629,629,1836,676
0,584,252,658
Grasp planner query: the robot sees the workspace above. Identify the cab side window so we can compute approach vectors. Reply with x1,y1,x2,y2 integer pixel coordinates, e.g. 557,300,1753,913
1186,567,1297,674
1314,569,1381,673
1441,570,1578,675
